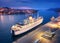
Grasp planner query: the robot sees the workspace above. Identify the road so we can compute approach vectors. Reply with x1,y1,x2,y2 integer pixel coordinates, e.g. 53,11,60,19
12,17,60,43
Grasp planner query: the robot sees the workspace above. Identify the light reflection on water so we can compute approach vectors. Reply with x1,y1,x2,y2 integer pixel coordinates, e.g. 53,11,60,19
0,14,26,43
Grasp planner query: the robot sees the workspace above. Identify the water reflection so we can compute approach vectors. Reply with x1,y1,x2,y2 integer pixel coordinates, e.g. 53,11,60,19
9,15,14,23
0,15,4,24
0,14,26,43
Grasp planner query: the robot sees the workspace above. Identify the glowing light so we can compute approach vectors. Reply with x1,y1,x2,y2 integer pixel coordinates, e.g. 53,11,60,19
47,22,60,29
34,32,51,43
57,22,60,26
0,15,4,23
29,16,33,20
47,23,58,28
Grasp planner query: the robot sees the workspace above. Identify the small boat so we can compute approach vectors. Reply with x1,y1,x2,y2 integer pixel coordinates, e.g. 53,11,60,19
11,12,43,36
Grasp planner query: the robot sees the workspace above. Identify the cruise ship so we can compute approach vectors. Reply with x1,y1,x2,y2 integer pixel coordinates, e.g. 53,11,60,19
11,13,43,36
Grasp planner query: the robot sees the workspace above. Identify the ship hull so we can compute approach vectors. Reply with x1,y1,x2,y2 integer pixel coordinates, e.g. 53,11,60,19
11,18,43,36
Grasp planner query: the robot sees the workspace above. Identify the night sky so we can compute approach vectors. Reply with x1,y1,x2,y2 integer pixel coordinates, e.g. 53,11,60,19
0,0,60,10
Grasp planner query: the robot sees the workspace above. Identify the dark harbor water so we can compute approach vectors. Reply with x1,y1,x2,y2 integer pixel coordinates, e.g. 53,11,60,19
0,10,59,43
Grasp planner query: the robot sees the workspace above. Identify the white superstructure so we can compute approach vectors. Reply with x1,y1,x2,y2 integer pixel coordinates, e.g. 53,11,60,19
11,16,43,35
